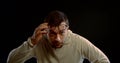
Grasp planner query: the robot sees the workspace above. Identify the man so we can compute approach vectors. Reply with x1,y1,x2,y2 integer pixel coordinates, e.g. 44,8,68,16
7,10,110,63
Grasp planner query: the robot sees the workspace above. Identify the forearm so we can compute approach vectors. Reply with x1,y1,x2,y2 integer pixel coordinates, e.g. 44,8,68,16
82,40,110,63
7,38,34,63
76,35,110,63
86,46,110,63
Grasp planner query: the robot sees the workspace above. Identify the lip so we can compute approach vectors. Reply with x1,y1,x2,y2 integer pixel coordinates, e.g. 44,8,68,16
52,41,63,48
55,43,63,48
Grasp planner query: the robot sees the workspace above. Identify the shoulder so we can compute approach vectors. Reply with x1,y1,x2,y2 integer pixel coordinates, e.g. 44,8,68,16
67,30,92,46
67,30,87,41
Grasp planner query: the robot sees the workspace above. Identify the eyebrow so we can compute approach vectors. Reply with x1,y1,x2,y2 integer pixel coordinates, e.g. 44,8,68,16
49,30,57,34
49,29,64,34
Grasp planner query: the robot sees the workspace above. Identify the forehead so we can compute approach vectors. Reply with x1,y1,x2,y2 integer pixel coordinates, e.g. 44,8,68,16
49,22,67,33
59,22,67,26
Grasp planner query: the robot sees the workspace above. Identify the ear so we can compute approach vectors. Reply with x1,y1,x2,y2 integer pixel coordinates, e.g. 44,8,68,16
48,26,50,28
66,25,69,30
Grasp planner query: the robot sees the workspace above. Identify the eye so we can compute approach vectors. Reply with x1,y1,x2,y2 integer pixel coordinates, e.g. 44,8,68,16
60,30,65,35
50,33,56,35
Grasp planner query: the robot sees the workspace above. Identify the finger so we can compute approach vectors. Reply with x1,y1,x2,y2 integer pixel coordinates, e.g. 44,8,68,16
40,30,48,34
35,23,48,34
36,23,48,30
34,31,47,41
33,28,47,38
32,23,48,39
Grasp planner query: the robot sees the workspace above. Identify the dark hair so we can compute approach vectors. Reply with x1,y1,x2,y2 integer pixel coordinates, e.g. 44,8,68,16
44,10,69,27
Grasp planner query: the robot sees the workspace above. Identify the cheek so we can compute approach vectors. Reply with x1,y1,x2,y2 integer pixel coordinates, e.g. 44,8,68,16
48,34,55,41
50,37,55,42
57,35,64,42
60,36,64,41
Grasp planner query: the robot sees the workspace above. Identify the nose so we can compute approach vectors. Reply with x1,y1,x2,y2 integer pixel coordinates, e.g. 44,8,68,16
55,34,61,42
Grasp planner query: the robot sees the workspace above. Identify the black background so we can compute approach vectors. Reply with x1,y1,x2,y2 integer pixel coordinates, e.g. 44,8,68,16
0,0,119,63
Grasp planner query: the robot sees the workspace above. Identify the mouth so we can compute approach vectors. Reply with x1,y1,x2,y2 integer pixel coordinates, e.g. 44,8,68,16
52,41,63,48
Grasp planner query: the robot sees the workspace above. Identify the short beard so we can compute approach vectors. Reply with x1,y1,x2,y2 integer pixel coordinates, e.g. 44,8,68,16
51,41,63,48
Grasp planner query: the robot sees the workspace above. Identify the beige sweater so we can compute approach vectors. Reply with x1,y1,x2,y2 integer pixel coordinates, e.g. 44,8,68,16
7,30,110,63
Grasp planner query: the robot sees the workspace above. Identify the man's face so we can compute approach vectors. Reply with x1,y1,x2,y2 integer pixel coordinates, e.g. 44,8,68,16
47,22,68,48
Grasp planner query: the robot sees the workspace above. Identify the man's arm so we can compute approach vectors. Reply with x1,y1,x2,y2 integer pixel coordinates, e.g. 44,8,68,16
76,35,110,63
7,38,35,63
7,23,48,63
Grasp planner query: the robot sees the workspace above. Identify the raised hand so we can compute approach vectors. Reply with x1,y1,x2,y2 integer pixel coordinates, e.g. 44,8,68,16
31,23,48,46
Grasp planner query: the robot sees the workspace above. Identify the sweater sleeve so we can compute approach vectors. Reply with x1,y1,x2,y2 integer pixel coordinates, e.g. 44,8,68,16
76,35,110,63
7,38,35,63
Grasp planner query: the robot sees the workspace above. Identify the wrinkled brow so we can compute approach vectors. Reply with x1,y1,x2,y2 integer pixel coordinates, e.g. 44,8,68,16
49,29,64,34
49,30,57,34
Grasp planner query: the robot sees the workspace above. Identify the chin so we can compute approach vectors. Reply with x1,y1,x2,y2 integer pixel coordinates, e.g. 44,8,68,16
55,43,64,48
52,43,63,48
51,41,64,48
56,45,63,48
